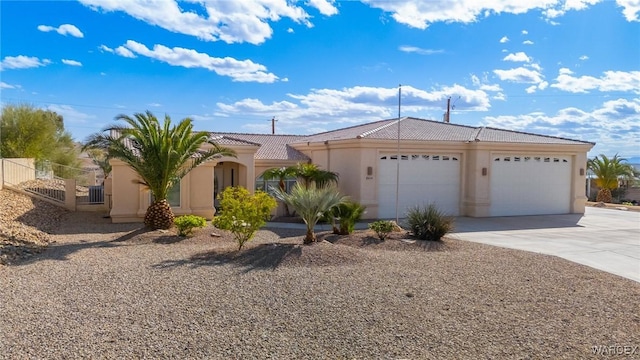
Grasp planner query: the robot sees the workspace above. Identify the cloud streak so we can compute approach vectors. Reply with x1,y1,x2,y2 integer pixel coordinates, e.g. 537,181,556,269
119,40,279,83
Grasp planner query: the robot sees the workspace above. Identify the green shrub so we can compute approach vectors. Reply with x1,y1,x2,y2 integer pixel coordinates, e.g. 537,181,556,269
369,220,394,241
404,204,454,241
174,215,207,237
212,186,277,250
330,201,366,235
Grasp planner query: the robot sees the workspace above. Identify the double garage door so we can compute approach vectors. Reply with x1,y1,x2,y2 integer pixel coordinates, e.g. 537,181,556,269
378,153,460,219
377,152,573,218
489,154,572,216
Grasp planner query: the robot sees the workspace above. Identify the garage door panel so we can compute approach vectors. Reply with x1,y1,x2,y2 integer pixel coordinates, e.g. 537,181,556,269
378,154,460,218
490,155,571,216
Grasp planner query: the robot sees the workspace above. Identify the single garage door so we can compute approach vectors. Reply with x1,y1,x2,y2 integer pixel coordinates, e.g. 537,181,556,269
378,153,460,219
490,155,572,216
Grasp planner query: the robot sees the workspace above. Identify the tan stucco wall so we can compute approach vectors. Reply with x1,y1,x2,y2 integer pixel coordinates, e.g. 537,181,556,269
293,139,592,219
109,145,258,223
1,158,36,186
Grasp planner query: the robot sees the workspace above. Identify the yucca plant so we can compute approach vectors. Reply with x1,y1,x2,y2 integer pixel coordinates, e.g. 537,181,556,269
83,111,236,229
405,204,454,241
272,183,347,244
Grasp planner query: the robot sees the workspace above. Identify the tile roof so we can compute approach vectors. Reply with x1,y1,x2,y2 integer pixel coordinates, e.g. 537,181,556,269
207,117,593,162
295,117,594,145
210,133,310,161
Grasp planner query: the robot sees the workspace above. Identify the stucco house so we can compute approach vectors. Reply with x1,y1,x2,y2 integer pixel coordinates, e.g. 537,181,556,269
108,117,594,222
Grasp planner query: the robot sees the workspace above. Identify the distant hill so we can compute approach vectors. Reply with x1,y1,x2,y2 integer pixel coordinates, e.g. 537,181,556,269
626,156,640,165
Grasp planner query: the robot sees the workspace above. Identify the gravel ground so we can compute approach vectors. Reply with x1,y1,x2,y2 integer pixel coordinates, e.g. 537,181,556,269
0,189,68,265
1,211,639,359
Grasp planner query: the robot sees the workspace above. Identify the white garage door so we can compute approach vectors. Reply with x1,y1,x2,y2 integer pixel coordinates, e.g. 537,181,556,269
490,155,572,216
378,153,460,219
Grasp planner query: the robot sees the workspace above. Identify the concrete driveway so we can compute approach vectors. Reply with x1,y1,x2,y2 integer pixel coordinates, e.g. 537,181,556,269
452,207,640,283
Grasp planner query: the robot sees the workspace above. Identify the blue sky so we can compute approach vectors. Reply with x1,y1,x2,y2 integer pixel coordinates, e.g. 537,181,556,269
1,0,639,158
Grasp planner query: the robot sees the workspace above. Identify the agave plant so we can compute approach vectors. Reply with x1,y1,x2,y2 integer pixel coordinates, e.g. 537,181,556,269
83,111,236,229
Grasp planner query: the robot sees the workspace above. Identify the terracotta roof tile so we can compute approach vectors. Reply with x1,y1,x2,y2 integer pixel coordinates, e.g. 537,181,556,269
210,133,309,161
293,117,594,145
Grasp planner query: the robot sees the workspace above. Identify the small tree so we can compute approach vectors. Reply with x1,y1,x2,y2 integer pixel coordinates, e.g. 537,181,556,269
588,154,638,203
273,184,346,244
212,187,277,250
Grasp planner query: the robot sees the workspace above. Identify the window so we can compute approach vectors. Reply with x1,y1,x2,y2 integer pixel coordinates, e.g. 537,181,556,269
150,182,180,207
255,174,297,194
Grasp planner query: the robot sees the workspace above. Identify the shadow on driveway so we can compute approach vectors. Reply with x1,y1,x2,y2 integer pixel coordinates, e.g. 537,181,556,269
453,213,584,233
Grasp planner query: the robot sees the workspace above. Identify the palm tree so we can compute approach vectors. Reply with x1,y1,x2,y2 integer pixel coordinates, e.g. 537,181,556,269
294,163,339,188
587,154,638,203
272,183,346,244
83,111,236,229
262,166,297,216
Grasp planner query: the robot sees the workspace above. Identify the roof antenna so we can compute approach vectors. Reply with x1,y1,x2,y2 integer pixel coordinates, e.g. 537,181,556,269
269,116,278,134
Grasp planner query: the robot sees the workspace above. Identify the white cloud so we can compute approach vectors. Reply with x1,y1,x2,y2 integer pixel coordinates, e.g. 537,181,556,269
480,84,503,92
579,55,589,60
494,67,544,84
46,104,96,124
525,85,538,93
398,45,444,55
0,81,18,89
0,55,51,70
115,46,136,58
551,70,640,93
121,40,279,83
559,67,573,75
287,28,294,33
482,98,640,156
471,73,502,92
148,103,162,107
499,36,509,43
62,59,82,66
357,0,634,28
543,0,600,18
99,45,114,53
79,0,337,45
493,92,507,101
617,0,640,21
522,29,529,34
523,40,534,45
215,84,491,132
503,52,531,62
360,1,561,29
307,0,339,15
37,24,84,38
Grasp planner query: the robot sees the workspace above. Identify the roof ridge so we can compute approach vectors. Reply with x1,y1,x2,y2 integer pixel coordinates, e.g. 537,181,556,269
212,134,261,146
483,126,595,145
357,117,404,139
210,131,308,137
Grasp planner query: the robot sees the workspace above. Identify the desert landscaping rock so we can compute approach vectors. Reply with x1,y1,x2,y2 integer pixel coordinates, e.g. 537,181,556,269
1,196,639,359
0,189,68,265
